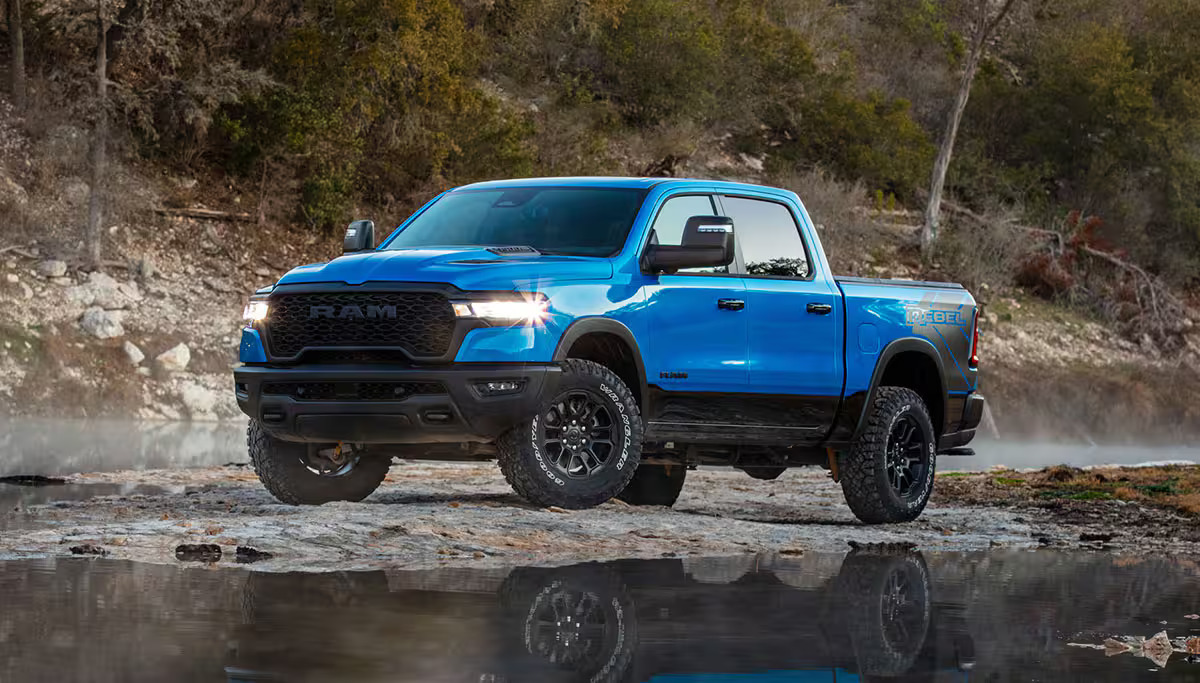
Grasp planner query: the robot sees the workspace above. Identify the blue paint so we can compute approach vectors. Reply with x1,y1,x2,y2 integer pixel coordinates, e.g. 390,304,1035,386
238,328,267,363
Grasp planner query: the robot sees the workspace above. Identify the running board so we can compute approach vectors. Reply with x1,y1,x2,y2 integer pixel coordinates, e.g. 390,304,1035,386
939,447,975,456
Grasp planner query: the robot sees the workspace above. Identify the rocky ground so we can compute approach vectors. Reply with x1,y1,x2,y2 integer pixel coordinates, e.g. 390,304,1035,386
2,462,1197,573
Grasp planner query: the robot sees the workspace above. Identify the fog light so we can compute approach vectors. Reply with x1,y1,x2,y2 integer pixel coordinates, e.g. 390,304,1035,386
474,380,525,396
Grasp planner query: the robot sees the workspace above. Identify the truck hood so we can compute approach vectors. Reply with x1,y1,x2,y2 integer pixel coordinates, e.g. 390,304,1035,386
275,247,613,290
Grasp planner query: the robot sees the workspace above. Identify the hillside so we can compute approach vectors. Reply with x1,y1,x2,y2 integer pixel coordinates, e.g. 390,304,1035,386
1,0,1199,441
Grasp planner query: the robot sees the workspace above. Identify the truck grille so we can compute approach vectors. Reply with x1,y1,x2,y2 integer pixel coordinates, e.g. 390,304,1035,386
264,292,456,359
262,381,446,401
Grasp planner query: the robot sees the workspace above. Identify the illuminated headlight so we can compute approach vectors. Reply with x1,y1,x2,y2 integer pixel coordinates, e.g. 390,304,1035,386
243,301,269,322
454,298,547,323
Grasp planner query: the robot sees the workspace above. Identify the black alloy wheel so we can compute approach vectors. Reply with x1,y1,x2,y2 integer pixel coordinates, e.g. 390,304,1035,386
886,415,929,499
542,390,618,479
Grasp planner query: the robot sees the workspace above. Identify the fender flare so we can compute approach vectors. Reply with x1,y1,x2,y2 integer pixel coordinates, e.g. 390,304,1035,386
852,337,949,441
552,318,648,410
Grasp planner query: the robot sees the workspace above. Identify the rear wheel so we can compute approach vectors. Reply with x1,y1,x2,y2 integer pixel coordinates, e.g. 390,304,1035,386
498,359,642,509
839,387,936,524
617,464,687,506
248,420,391,505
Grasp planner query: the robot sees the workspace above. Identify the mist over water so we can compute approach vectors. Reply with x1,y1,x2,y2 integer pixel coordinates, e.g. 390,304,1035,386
0,419,1195,477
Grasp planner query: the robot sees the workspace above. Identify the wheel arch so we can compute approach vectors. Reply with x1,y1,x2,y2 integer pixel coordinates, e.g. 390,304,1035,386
552,318,648,412
855,337,948,442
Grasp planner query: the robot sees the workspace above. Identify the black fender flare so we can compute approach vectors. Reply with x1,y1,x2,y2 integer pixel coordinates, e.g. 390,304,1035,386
552,318,648,411
851,337,948,442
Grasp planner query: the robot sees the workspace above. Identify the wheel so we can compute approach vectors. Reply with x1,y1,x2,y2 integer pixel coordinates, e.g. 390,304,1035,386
617,464,686,506
247,419,391,505
839,386,936,524
498,359,642,509
835,548,932,677
501,565,637,683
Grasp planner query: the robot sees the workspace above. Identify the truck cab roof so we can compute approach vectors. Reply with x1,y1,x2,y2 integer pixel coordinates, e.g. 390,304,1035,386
453,176,796,198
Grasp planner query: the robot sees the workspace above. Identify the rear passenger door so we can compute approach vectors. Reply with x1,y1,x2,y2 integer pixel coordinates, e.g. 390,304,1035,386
721,194,844,437
642,193,748,399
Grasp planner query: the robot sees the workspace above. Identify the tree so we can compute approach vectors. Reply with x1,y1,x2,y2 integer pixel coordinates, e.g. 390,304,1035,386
86,0,109,268
6,0,25,110
920,0,1022,253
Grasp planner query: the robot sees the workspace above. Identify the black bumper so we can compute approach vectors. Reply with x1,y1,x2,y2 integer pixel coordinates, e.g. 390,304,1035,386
234,363,561,444
938,393,985,452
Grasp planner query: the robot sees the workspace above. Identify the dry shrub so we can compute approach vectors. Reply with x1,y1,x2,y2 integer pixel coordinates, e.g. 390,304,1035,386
937,206,1033,292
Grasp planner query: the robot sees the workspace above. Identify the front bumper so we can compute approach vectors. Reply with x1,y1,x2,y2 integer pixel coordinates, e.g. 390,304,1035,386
234,363,561,444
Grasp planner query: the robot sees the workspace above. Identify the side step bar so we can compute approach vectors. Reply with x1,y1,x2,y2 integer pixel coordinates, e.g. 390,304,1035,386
939,447,975,456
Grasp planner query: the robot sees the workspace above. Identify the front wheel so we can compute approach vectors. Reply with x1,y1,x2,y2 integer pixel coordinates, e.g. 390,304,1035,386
839,387,936,524
498,359,643,509
248,420,391,505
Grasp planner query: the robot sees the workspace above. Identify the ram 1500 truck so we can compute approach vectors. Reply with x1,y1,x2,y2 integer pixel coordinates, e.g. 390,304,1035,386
235,177,983,523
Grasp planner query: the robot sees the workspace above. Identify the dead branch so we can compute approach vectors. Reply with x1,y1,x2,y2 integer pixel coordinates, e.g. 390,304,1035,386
156,207,255,222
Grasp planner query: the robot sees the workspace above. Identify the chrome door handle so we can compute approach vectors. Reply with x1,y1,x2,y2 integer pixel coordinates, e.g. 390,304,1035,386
717,298,745,311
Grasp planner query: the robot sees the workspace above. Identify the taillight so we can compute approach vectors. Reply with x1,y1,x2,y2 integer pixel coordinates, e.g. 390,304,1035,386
969,310,980,368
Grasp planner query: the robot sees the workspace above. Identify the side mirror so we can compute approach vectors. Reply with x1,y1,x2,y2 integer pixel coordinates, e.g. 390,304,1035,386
646,215,735,273
343,220,375,253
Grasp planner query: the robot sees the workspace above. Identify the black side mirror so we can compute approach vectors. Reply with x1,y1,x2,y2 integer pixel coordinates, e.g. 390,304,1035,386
343,220,375,253
646,215,735,273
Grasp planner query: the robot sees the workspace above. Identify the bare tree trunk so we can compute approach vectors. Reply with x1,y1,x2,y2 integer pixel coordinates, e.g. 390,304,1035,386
86,2,108,269
920,33,984,254
920,0,1021,255
7,0,25,110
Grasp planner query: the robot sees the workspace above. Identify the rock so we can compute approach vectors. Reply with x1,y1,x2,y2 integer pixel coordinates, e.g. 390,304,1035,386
253,267,271,277
49,276,72,286
122,341,145,366
156,343,191,372
61,177,90,207
4,273,17,284
235,546,273,563
36,260,68,278
69,544,109,556
174,543,221,563
131,255,156,281
136,366,151,376
79,307,125,339
18,282,32,300
179,381,217,417
67,271,140,309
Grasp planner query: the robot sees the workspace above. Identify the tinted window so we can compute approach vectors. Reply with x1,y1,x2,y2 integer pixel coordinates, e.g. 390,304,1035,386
384,187,646,257
650,195,727,274
723,196,809,278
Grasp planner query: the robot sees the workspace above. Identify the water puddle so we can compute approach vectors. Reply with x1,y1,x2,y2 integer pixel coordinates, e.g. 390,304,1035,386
1,549,1197,681
0,481,171,530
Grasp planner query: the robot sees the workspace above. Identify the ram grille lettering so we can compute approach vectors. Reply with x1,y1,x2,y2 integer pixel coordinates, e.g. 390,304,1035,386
308,305,398,320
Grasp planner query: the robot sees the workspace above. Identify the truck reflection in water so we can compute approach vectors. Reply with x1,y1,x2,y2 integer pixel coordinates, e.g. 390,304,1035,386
227,547,973,683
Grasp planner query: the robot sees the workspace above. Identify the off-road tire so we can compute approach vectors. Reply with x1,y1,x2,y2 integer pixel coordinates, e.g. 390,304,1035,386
498,359,642,509
835,548,932,676
500,564,637,683
839,386,936,524
248,419,391,505
617,464,686,506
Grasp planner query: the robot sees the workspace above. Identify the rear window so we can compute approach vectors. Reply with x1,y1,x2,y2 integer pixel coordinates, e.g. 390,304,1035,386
384,187,647,257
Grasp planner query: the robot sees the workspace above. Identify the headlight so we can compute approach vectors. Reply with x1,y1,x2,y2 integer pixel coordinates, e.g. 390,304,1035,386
453,298,547,323
243,301,269,322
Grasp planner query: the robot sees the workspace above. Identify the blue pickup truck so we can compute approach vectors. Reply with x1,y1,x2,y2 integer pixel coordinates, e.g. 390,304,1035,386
234,177,983,523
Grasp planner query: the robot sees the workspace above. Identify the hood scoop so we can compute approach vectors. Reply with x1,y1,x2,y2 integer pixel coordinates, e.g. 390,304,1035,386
486,245,540,256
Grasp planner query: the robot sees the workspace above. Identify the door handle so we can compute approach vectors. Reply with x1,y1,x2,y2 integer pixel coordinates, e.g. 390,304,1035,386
806,302,833,315
717,298,745,311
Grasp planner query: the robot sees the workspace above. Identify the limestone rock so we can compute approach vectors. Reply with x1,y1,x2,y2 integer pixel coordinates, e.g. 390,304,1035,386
79,307,125,339
179,382,218,419
156,343,191,372
123,341,145,366
36,260,68,278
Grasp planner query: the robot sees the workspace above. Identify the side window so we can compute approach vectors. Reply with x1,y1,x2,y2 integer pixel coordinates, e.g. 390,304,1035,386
722,196,810,278
649,194,727,274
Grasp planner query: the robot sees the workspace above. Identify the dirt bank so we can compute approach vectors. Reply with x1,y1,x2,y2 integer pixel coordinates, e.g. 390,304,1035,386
2,462,1197,572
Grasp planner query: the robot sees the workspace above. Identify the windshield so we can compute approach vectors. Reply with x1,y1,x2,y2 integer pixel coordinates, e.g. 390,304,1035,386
383,187,647,257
